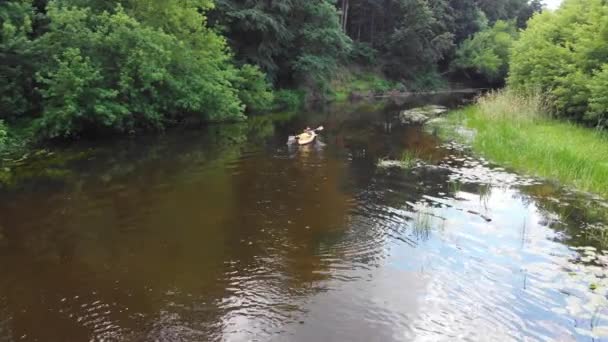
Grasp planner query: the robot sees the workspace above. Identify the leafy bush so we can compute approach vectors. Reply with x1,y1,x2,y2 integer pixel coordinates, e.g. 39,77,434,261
0,0,36,119
409,69,447,91
509,0,608,126
233,64,274,113
452,20,518,83
273,89,305,111
290,1,352,97
588,66,608,126
349,42,378,65
0,120,8,148
383,0,455,78
34,2,244,138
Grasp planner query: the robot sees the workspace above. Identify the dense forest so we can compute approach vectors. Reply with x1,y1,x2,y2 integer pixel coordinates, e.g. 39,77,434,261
0,0,547,142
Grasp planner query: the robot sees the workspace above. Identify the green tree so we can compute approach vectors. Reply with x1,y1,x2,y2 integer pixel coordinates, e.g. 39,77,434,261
0,0,36,119
476,0,541,28
232,64,274,113
210,0,293,79
383,0,454,78
509,0,608,125
211,0,351,96
291,0,352,95
452,20,518,83
35,1,244,138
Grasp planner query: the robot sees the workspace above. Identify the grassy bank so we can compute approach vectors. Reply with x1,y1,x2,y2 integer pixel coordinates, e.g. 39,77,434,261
441,91,608,197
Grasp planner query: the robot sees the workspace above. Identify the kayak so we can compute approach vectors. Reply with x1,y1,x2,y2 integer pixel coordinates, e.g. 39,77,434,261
297,131,316,145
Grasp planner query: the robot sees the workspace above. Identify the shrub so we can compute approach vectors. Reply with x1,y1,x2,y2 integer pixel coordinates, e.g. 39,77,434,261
233,64,274,113
409,69,447,91
273,89,305,111
0,120,8,148
34,2,245,138
509,0,608,126
349,42,378,65
452,20,518,83
0,0,36,119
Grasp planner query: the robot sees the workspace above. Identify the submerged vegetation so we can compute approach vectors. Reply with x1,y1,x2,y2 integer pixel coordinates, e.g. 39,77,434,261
443,91,608,197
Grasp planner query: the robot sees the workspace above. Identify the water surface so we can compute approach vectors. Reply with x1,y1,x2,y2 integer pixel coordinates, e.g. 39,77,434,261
1,96,608,341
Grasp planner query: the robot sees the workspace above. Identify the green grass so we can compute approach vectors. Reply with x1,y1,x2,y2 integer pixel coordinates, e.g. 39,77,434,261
443,90,608,197
400,151,418,169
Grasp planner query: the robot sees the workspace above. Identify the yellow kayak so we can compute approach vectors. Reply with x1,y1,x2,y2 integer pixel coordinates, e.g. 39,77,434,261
297,131,316,145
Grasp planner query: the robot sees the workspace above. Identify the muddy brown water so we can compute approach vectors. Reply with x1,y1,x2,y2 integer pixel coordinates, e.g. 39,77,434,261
1,95,608,341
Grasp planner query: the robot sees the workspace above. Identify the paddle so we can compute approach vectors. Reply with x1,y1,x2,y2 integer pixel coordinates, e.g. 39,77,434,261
288,126,324,143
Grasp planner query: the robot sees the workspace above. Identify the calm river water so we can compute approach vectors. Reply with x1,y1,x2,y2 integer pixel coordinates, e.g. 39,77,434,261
1,95,608,341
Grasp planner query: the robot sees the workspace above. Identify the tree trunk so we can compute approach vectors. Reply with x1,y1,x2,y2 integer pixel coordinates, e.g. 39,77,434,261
341,0,350,33
371,12,375,45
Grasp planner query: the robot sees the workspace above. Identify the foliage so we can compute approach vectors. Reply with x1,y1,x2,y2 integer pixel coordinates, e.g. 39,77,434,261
0,120,7,149
0,0,36,119
34,2,246,138
210,0,293,79
233,64,274,113
212,0,351,96
509,0,608,126
336,0,541,85
452,20,518,83
0,0,545,143
409,68,448,91
330,68,396,100
292,0,352,96
476,0,542,28
382,0,454,78
442,90,608,197
349,42,378,65
273,89,305,112
400,150,418,169
587,66,608,126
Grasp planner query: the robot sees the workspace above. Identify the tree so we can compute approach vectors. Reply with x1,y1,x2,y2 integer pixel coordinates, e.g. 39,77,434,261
34,1,245,138
476,0,539,28
509,0,608,125
290,0,352,95
210,0,294,79
0,0,36,119
452,20,518,83
382,0,454,78
211,0,351,96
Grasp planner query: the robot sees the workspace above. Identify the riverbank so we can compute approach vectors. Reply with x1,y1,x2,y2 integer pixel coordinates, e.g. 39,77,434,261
437,91,608,197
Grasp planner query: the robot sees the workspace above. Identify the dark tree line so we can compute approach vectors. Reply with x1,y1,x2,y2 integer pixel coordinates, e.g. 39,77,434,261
0,0,542,143
212,0,542,88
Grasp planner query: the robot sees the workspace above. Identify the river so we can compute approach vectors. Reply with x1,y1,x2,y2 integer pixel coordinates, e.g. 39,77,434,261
0,95,607,341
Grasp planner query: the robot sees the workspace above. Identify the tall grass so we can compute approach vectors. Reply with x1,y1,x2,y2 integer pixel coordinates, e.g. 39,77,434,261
400,150,418,169
447,90,608,197
476,89,548,122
